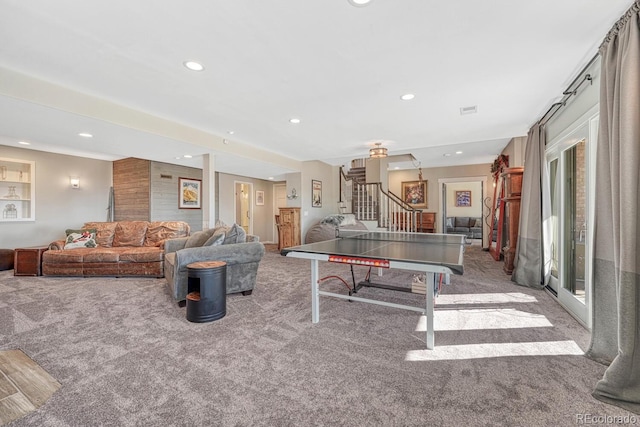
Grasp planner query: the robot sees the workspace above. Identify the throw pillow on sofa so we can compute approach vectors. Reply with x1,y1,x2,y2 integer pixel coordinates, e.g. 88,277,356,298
223,223,246,244
64,228,97,249
203,232,225,246
184,228,218,248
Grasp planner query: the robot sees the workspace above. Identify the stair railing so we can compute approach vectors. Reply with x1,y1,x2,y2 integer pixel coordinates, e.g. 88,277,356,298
339,166,422,232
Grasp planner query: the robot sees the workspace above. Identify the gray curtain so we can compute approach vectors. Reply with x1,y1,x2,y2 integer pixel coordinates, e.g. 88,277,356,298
512,123,550,288
586,1,640,414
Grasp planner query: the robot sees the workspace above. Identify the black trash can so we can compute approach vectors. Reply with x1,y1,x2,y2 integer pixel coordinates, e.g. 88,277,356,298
186,261,227,323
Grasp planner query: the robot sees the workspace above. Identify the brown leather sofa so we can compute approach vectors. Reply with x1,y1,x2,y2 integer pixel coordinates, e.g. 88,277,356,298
42,221,190,277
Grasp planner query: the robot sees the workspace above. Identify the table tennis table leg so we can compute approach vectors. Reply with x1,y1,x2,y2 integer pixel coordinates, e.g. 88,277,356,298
425,273,435,349
311,259,320,323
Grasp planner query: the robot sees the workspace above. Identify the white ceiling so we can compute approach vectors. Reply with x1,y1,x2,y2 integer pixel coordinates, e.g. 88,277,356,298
0,0,633,180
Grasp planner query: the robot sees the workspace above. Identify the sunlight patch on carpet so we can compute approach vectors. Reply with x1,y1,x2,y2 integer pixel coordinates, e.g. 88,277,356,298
436,292,538,305
405,340,584,361
415,309,554,332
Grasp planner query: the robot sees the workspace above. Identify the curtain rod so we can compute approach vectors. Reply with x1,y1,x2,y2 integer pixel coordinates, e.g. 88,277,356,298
536,52,599,126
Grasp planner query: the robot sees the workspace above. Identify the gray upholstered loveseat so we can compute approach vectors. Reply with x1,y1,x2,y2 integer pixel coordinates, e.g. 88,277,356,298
164,223,265,305
445,216,483,239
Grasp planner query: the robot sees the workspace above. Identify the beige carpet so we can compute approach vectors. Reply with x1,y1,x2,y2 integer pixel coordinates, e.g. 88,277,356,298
0,349,60,426
0,246,636,426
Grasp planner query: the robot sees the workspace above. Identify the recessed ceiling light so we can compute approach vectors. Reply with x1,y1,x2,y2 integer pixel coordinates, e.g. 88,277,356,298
268,177,274,180
289,118,301,124
455,151,463,154
394,166,400,170
443,153,451,157
183,154,193,158
400,93,415,101
183,61,204,71
175,157,181,160
18,141,30,145
348,0,372,7
228,130,235,135
78,132,93,138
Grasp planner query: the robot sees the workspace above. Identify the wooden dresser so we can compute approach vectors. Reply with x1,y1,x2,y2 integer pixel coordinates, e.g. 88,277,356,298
277,207,301,250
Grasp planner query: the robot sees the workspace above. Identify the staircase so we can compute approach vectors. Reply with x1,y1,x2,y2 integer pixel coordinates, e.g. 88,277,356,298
339,165,423,232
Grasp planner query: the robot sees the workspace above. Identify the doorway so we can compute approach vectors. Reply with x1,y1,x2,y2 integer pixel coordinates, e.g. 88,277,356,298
273,184,287,244
438,176,487,245
234,181,253,235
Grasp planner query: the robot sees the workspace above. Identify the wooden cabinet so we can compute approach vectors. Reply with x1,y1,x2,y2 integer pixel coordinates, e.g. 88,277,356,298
500,167,523,274
277,207,301,250
417,212,436,233
14,246,48,276
1,157,35,222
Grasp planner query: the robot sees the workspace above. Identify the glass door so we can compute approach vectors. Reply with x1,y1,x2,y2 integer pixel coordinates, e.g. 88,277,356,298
545,123,591,326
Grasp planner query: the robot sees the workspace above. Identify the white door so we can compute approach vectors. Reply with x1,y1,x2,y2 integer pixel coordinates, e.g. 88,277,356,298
546,118,595,327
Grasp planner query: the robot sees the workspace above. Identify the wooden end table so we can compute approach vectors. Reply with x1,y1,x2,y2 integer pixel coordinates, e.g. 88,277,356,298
14,246,49,276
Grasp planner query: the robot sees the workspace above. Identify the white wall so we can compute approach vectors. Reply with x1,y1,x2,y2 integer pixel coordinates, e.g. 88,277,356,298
0,145,113,248
445,181,483,218
300,161,339,242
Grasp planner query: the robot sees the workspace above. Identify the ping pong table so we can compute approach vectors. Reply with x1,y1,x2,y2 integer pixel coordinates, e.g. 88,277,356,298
281,230,465,349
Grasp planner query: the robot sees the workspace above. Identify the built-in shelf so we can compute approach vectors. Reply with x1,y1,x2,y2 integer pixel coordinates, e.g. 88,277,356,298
0,157,35,222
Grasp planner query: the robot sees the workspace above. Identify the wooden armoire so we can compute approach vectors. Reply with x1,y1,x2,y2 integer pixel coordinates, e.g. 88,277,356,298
500,167,524,274
277,207,301,250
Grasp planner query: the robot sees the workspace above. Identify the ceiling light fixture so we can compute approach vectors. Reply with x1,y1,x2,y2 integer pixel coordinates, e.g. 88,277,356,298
348,0,372,7
78,132,93,138
369,142,388,158
455,151,463,154
183,154,193,158
228,130,235,135
400,93,415,101
183,61,205,71
443,153,451,157
289,118,301,124
18,141,30,145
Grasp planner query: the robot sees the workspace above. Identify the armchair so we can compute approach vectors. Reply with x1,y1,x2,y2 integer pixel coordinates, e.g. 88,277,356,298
164,228,264,305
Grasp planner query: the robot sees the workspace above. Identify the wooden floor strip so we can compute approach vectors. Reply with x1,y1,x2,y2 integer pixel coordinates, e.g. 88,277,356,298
0,349,60,426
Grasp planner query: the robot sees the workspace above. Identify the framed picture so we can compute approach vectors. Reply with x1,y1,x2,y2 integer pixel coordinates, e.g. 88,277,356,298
312,180,322,207
455,190,472,207
178,177,201,209
401,180,427,208
255,190,264,206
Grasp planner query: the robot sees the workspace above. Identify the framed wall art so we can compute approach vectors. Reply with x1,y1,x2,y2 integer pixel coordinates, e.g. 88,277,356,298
178,177,201,209
455,190,472,207
255,190,265,206
312,180,322,207
401,180,427,209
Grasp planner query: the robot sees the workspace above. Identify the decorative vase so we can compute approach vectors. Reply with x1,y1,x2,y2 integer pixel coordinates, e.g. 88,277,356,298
4,186,20,199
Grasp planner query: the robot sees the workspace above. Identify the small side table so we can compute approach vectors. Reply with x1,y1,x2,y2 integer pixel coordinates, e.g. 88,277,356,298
14,246,49,276
186,261,227,323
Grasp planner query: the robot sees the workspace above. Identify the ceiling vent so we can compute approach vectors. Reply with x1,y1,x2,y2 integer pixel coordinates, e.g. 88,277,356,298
460,105,478,115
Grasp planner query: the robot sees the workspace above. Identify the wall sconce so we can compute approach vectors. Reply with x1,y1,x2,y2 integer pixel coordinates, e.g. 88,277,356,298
70,176,80,189
287,188,298,199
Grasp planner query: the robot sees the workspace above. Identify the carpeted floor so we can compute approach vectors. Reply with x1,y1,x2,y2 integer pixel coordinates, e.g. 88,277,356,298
0,246,634,426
